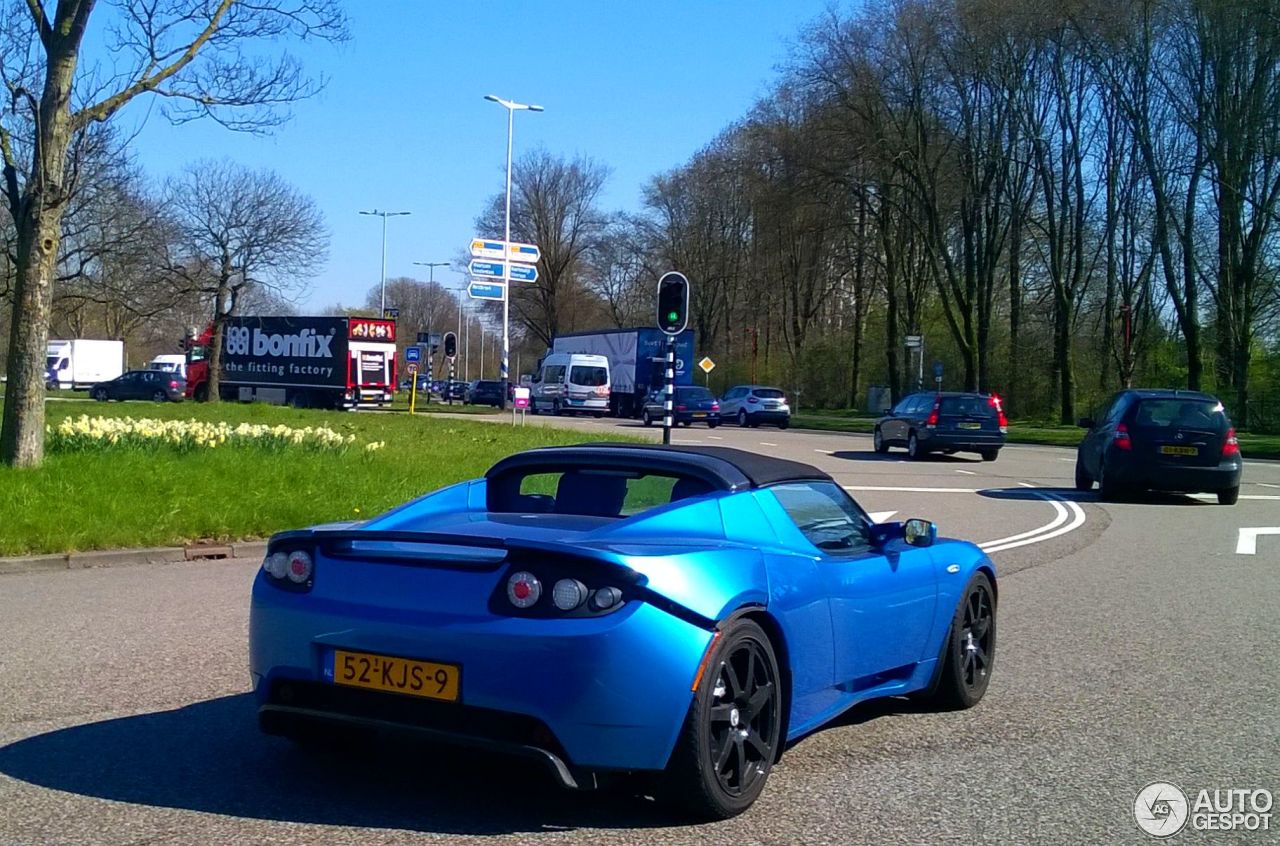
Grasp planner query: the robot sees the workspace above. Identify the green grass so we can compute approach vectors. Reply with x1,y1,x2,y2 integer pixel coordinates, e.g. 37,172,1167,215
794,410,1280,458
0,400,634,556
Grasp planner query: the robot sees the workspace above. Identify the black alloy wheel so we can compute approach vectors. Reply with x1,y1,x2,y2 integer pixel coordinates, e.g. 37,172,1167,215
151,390,167,402
668,618,782,819
924,572,996,710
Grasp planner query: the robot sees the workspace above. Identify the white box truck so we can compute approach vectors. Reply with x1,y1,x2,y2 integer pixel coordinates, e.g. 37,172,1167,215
45,339,125,390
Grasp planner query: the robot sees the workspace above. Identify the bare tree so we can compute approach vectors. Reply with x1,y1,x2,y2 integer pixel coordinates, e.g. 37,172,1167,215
1,0,346,465
165,160,327,401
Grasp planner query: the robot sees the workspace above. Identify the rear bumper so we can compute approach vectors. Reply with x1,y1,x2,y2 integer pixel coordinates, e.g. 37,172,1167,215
678,412,721,424
918,430,1005,451
745,409,789,422
249,578,712,774
1109,456,1242,492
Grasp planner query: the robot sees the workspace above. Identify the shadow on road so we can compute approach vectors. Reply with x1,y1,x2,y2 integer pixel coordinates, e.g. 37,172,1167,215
0,694,675,834
829,450,978,464
977,486,1210,506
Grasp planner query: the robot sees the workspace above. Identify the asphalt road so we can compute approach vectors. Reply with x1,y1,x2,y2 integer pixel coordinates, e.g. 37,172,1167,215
2,418,1278,845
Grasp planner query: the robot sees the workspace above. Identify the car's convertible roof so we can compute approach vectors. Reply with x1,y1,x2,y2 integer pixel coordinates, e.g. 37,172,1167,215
486,443,832,491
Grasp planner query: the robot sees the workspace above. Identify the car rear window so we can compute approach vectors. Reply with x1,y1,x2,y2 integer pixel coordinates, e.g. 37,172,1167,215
1131,399,1227,431
939,396,997,417
490,470,714,517
569,366,608,386
477,381,501,389
679,387,715,401
752,388,785,399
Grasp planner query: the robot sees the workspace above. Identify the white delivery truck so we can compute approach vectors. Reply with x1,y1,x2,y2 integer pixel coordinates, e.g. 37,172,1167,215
45,339,125,390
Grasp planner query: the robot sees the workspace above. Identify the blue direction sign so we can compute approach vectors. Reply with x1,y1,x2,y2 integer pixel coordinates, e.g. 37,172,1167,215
933,360,944,380
468,280,505,301
405,346,421,364
469,259,504,279
508,262,538,283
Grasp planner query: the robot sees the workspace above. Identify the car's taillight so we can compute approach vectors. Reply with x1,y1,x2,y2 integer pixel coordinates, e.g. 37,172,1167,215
711,402,720,411
1114,423,1132,450
677,404,687,411
925,399,940,427
1223,427,1240,457
262,547,313,590
507,571,541,608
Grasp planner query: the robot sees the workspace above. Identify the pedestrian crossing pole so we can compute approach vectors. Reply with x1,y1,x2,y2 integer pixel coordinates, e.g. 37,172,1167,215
663,334,675,445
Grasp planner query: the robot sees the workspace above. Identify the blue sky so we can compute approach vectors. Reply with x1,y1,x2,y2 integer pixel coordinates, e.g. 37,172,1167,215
115,1,833,311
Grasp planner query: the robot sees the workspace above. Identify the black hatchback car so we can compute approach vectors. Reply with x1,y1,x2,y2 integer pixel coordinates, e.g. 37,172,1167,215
874,392,1007,461
90,370,185,402
641,385,721,427
1075,389,1242,504
464,379,505,407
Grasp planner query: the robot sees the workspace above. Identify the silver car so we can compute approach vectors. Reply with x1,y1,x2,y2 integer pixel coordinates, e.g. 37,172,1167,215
719,385,791,428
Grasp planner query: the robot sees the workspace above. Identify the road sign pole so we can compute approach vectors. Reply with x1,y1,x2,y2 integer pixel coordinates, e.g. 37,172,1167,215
426,350,433,403
409,376,417,415
663,334,675,446
500,105,514,411
448,357,455,405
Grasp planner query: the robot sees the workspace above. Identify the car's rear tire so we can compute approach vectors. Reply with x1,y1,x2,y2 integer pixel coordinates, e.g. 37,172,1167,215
708,420,719,429
980,449,999,462
922,571,996,711
907,432,924,460
642,410,653,427
1218,486,1239,505
1074,457,1092,491
151,389,167,402
665,618,781,820
1098,463,1124,501
778,419,789,430
873,427,888,454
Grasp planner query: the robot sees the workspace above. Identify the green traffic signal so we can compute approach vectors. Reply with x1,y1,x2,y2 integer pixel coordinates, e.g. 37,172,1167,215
667,311,678,322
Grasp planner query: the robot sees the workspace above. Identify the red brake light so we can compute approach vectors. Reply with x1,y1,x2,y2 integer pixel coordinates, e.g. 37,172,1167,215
169,380,179,388
1223,427,1240,457
1114,423,1132,450
676,404,687,411
711,402,720,411
925,400,940,427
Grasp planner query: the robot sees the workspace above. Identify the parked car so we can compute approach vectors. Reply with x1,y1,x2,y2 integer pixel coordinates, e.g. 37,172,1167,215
874,392,1007,461
465,379,505,407
641,385,721,427
720,385,791,429
251,444,997,819
436,380,467,402
1074,389,1242,504
90,370,185,403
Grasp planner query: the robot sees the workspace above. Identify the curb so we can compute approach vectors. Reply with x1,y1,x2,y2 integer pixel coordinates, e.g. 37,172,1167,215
0,540,265,576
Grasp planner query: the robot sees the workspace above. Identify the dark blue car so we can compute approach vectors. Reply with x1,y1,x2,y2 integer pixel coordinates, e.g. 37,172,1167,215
250,445,997,819
875,392,1007,461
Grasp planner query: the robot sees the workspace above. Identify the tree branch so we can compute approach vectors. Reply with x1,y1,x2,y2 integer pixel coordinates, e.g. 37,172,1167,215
23,0,52,50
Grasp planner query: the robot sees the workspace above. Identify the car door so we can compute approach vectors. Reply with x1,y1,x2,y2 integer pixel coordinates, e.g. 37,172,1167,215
1082,393,1127,477
769,481,938,683
885,396,915,444
720,387,742,417
114,372,140,399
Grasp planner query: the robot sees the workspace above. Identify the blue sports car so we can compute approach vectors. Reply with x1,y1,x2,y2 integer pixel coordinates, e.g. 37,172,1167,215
250,444,997,818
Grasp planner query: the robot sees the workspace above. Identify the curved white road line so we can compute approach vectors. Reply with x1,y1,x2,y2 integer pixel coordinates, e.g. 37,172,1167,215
982,492,1086,553
977,496,1069,550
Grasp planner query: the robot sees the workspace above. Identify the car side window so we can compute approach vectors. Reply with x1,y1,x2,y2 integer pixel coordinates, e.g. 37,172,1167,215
771,481,874,556
1103,394,1129,424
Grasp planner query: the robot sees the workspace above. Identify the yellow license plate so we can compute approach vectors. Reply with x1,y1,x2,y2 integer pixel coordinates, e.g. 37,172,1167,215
1160,445,1198,456
693,412,707,418
958,422,981,430
333,649,460,702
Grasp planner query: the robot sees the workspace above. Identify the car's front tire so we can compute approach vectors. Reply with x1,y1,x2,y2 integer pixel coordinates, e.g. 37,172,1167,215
666,617,782,820
873,427,888,454
91,387,108,402
738,410,748,428
924,571,996,710
642,410,653,427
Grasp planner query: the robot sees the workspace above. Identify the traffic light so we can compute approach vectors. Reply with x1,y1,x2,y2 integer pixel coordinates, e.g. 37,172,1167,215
656,271,689,335
444,332,457,359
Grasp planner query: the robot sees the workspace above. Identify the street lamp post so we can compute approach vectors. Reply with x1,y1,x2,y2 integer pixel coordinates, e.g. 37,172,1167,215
484,94,543,407
413,259,459,343
360,209,411,316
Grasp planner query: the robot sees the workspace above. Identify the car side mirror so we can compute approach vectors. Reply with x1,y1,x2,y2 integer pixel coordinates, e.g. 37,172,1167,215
1077,417,1094,429
903,518,936,548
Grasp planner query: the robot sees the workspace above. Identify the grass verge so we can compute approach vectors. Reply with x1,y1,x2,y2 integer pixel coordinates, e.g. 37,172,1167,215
0,400,633,556
794,411,1280,459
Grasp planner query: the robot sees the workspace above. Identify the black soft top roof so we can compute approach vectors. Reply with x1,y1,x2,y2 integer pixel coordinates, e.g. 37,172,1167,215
486,443,832,491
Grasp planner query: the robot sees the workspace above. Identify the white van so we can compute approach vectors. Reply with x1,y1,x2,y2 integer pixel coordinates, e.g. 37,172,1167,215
147,354,187,379
531,353,610,416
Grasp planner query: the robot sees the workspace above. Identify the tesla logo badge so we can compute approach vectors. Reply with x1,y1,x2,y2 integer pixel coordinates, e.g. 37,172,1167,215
946,564,960,574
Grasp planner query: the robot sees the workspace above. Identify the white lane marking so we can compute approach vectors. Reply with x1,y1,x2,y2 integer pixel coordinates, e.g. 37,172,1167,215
760,442,778,447
982,493,1086,553
1259,483,1280,489
977,499,1070,549
955,469,977,475
1059,458,1075,462
844,486,978,493
1236,527,1280,555
814,449,833,455
867,510,898,524
707,435,723,440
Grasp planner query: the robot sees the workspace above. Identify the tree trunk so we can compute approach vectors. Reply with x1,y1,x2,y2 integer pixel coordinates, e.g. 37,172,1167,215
1055,289,1075,425
1,216,61,466
207,312,225,402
